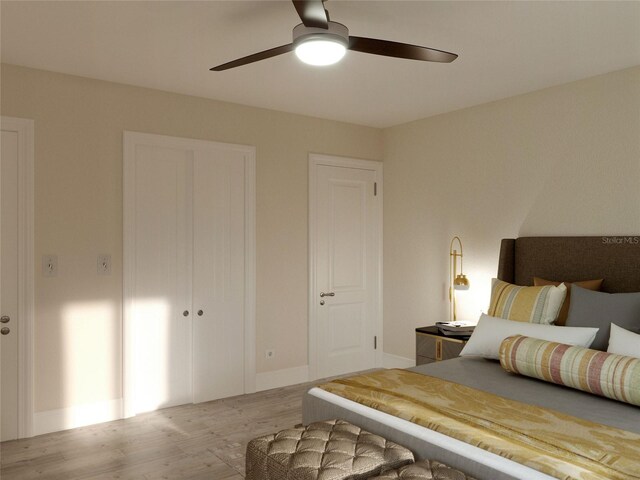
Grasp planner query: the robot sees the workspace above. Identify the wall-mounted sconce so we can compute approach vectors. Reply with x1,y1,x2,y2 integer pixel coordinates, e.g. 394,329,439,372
449,236,470,321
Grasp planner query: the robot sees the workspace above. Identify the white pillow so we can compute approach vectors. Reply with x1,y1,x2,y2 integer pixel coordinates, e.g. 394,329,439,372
607,323,640,358
460,314,599,360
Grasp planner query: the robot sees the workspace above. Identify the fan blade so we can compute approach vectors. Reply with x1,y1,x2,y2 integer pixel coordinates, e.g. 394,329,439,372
211,44,294,71
348,36,458,63
292,0,328,29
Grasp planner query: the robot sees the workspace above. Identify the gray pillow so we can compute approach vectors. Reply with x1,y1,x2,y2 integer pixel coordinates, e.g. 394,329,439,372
566,285,640,351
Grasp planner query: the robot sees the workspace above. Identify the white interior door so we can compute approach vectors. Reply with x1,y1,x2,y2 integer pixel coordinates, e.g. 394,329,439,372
1,129,20,440
192,152,245,403
131,144,193,414
311,156,382,379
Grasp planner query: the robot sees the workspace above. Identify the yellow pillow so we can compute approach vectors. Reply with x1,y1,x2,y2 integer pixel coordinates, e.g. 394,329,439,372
488,278,567,324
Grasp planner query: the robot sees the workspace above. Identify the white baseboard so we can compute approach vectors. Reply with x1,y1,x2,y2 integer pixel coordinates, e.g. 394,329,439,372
33,398,123,436
36,358,418,436
31,366,310,436
383,352,415,369
255,365,309,392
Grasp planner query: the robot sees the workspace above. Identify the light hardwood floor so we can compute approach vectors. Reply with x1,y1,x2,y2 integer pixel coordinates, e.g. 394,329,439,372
0,380,315,480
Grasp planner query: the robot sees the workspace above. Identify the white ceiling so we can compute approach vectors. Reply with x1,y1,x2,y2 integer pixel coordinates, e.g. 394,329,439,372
2,1,639,128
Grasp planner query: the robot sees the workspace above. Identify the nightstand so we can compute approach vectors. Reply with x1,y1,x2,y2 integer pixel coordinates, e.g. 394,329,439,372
415,326,470,365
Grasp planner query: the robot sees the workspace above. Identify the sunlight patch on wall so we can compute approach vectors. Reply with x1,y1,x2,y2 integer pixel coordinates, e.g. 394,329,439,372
61,301,117,408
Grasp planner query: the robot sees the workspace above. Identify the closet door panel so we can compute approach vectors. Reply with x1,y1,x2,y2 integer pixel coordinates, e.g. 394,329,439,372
132,145,193,413
192,149,245,403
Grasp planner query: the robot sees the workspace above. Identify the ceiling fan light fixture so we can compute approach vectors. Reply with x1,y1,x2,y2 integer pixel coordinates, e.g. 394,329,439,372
292,22,349,66
295,38,346,66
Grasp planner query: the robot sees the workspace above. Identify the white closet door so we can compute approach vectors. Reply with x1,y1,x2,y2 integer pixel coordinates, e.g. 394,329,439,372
132,145,193,414
125,132,252,415
192,150,245,403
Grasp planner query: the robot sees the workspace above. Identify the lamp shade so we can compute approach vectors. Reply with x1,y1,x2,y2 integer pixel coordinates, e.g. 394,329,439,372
453,274,470,290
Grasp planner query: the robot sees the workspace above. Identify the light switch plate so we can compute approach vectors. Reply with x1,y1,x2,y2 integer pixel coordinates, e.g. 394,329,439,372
97,254,111,275
42,255,58,277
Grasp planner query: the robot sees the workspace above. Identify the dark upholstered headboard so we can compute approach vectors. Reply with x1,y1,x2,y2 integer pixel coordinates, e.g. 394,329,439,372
497,236,640,293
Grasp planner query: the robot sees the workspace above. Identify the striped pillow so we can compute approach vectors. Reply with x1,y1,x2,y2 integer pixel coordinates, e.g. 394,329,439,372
488,279,566,324
500,335,640,406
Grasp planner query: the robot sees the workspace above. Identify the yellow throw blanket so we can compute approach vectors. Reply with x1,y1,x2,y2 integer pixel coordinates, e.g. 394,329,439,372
319,369,640,480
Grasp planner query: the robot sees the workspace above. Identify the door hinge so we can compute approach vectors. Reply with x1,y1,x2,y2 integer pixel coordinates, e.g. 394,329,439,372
374,182,377,196
374,336,377,350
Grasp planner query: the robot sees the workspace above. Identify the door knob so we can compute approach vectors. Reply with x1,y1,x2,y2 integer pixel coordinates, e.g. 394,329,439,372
197,310,204,316
0,315,9,323
183,310,189,317
320,292,335,297
320,300,325,306
1,327,9,335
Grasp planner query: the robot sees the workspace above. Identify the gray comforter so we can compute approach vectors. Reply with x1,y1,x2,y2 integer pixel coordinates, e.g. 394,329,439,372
409,357,640,434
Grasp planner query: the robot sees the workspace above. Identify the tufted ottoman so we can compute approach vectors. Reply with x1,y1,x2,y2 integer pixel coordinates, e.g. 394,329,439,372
246,419,414,480
367,460,477,480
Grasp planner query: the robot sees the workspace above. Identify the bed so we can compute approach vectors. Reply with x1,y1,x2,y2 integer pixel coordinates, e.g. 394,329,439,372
302,236,640,480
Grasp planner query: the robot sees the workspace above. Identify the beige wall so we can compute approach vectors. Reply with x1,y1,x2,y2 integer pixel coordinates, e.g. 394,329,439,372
3,62,639,415
383,66,640,360
0,64,382,412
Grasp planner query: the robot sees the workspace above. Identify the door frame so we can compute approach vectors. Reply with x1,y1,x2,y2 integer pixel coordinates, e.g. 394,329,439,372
123,131,256,417
308,153,383,381
1,116,35,438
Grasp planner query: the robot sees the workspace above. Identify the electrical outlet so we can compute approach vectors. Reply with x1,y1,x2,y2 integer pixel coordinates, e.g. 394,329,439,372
97,254,111,275
42,255,58,277
265,349,275,359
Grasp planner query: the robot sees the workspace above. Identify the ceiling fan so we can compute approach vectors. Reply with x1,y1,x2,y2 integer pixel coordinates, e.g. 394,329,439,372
211,0,458,71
